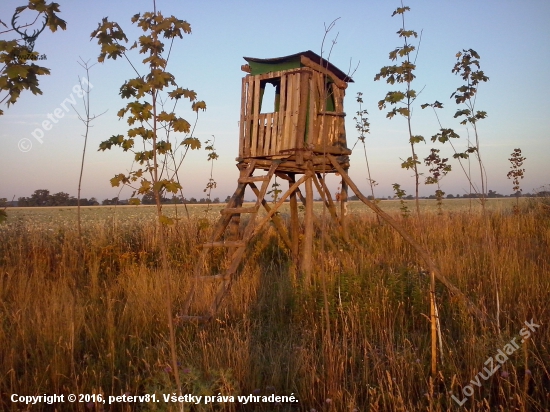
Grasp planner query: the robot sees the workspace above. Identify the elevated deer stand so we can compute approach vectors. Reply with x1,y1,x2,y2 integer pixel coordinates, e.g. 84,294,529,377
181,51,355,321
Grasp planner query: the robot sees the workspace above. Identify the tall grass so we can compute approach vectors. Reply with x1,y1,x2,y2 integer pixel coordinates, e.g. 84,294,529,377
0,205,548,411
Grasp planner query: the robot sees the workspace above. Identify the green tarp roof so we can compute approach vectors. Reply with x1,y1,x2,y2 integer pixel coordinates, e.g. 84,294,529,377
243,50,354,83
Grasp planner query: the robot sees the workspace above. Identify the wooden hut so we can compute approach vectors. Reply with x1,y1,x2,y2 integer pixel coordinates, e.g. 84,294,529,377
181,51,355,321
238,50,353,172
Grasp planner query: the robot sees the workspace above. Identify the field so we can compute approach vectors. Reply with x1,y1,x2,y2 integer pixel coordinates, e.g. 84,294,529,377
3,197,523,224
1,197,549,411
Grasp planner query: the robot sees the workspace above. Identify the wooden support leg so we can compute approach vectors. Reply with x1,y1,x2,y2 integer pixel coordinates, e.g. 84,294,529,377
312,171,341,228
295,186,336,250
228,164,248,254
248,182,293,251
301,170,314,281
289,173,300,265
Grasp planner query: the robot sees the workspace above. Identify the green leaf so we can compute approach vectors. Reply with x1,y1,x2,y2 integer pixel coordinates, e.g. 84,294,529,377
454,109,470,118
110,173,128,187
138,179,151,194
409,135,425,144
173,118,191,133
157,111,176,122
164,180,182,193
168,87,196,100
6,65,29,79
392,6,410,16
181,137,201,149
192,101,207,112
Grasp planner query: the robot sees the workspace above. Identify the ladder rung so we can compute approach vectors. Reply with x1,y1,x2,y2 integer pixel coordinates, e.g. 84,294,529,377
202,240,245,248
238,176,269,183
221,207,257,214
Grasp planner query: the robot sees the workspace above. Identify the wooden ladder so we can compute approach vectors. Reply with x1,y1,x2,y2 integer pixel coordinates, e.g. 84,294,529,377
179,160,283,322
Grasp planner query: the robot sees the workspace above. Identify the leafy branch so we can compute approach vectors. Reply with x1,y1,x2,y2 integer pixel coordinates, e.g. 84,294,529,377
0,0,66,115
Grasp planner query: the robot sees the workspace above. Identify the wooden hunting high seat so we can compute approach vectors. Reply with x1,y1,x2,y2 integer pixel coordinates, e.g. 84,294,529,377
180,51,354,322
238,50,353,172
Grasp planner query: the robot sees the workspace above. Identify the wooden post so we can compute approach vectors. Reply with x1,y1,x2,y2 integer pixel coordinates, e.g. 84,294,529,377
301,168,314,281
340,167,349,241
227,163,248,254
289,173,300,267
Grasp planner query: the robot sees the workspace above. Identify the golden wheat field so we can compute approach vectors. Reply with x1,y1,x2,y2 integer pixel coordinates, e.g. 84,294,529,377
1,198,549,411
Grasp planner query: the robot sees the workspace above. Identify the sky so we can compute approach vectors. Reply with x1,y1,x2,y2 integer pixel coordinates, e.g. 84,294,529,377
1,0,549,202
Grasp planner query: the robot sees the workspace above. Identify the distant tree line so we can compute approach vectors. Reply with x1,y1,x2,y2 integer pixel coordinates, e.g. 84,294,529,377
16,190,99,207
5,188,548,208
8,190,224,207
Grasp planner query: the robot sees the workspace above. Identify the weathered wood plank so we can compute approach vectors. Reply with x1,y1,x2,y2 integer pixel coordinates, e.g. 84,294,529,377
300,55,348,89
270,112,278,155
220,207,258,215
248,182,293,252
283,73,294,152
251,76,261,157
244,76,254,157
295,72,309,165
257,114,265,155
239,76,247,158
264,113,272,156
289,72,300,152
311,144,351,155
276,74,287,154
313,171,340,226
307,74,315,147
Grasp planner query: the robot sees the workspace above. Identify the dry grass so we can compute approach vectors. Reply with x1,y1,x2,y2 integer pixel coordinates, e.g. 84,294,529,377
0,200,549,411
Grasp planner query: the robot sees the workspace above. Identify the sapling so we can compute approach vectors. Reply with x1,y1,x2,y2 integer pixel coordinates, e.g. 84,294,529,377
353,92,378,202
91,3,206,401
375,3,425,216
451,49,489,208
424,148,451,215
267,177,282,204
73,58,106,242
507,148,526,213
200,135,219,225
422,101,477,196
392,183,410,218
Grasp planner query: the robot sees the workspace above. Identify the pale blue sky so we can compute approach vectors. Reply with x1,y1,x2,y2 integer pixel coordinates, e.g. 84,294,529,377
1,0,549,201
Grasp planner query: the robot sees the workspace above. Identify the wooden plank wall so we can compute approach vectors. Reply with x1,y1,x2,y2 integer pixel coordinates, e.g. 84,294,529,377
239,67,347,159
